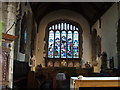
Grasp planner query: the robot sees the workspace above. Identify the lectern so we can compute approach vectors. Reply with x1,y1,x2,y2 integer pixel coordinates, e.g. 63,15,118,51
0,33,17,89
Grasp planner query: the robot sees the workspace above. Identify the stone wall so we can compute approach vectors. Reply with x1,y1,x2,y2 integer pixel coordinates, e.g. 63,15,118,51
92,3,118,68
0,2,18,88
117,2,120,69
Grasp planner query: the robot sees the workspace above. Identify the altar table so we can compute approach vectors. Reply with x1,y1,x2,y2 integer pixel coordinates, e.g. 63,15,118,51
70,77,120,90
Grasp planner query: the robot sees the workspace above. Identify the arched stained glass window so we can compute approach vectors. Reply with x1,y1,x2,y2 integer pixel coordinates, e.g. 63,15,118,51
48,22,80,58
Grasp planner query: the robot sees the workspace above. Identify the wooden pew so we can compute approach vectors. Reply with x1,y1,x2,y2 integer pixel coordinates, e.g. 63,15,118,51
27,71,41,88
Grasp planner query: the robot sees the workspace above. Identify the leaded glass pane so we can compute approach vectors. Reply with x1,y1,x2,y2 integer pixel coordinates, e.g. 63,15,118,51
67,24,69,30
52,25,54,30
49,27,52,30
58,23,60,30
70,25,72,30
63,23,66,30
55,31,60,58
73,31,79,58
76,27,79,30
55,24,57,30
73,26,75,30
67,31,72,58
61,31,67,58
64,23,67,30
61,23,63,30
48,31,54,58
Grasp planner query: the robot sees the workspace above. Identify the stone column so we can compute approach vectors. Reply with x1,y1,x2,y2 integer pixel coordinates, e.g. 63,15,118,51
0,2,18,88
117,20,120,69
0,2,7,89
6,2,17,88
117,2,120,69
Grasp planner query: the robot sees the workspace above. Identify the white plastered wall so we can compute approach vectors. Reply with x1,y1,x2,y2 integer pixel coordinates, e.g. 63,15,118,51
92,3,118,68
35,9,92,67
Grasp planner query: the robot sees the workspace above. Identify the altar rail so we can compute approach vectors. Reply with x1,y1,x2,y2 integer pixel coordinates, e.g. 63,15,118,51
40,67,93,78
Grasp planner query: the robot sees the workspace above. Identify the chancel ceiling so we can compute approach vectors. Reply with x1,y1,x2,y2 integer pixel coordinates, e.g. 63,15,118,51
30,2,114,26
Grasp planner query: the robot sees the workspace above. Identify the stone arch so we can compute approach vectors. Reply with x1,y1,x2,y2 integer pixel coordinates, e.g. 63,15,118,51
54,61,60,67
68,62,74,67
74,62,80,67
47,61,53,67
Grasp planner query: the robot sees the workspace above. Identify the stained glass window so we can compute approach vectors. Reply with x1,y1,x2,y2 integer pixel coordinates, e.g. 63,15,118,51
48,22,80,58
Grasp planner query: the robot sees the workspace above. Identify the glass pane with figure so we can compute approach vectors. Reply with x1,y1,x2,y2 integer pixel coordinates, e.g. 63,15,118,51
61,31,67,58
67,31,72,58
55,31,60,58
48,31,54,58
73,31,79,58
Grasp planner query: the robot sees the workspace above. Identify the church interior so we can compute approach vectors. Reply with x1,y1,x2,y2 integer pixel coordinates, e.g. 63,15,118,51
0,1,120,90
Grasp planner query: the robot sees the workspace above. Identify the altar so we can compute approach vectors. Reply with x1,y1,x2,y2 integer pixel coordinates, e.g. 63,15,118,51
70,77,120,90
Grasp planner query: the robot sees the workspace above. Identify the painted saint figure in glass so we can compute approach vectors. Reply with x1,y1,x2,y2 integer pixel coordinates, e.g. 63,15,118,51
61,31,67,58
73,31,79,58
55,31,60,58
48,31,54,58
67,31,72,58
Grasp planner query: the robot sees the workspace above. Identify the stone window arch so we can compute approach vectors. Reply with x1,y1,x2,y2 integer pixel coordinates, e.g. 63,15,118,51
44,19,83,67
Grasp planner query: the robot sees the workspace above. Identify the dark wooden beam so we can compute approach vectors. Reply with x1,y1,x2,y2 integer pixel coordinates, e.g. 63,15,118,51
91,2,114,26
30,2,114,27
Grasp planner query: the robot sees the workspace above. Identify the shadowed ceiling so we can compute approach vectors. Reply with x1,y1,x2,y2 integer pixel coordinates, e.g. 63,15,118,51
30,2,114,26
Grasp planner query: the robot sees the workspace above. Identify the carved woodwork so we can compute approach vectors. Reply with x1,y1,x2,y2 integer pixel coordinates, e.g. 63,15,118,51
0,33,17,88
